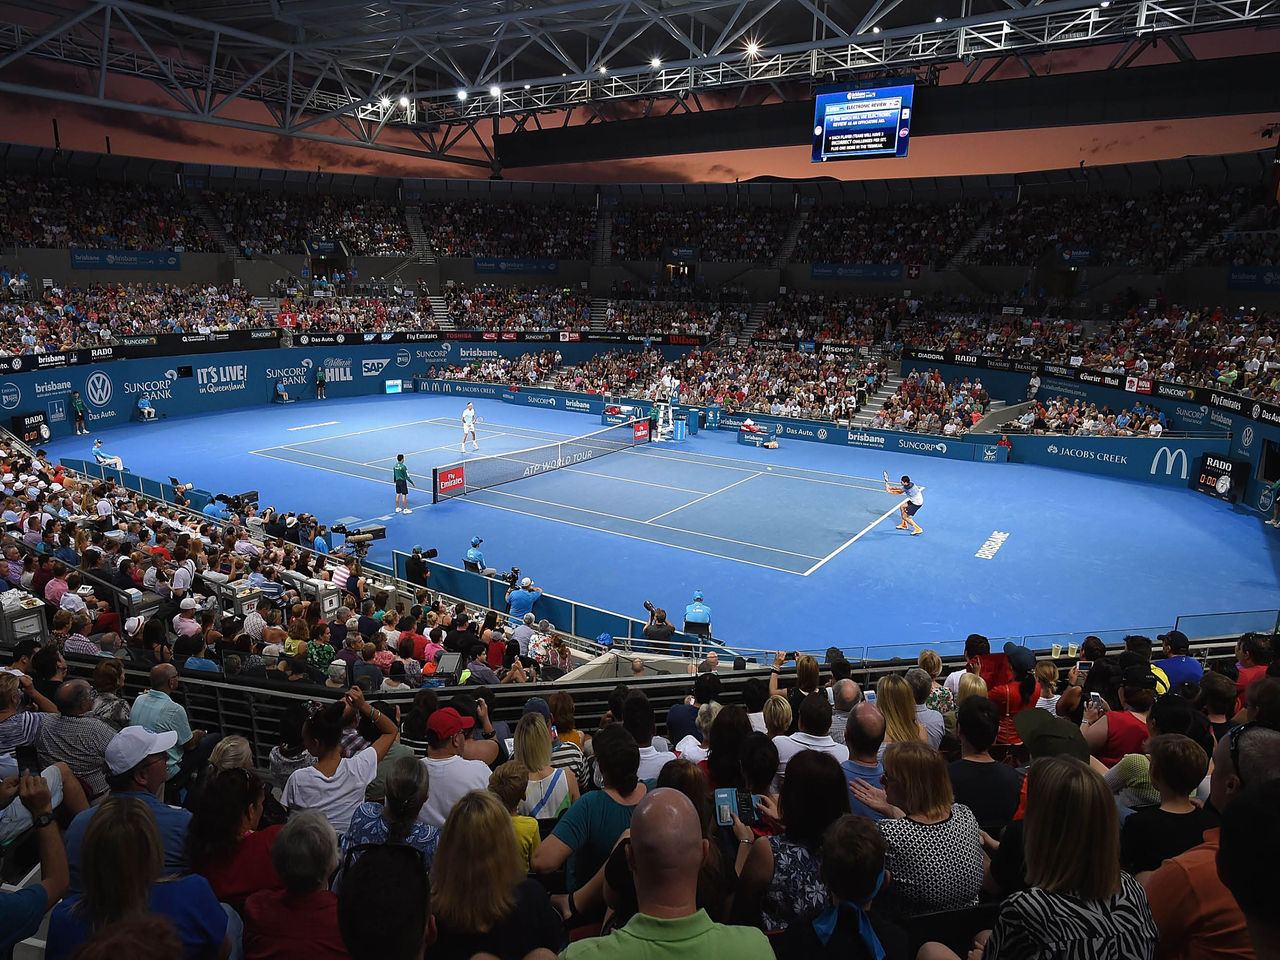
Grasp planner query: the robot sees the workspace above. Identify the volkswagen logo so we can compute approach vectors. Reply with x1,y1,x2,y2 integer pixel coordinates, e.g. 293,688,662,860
1242,427,1255,448
299,335,310,345
817,428,828,440
85,371,113,407
1253,403,1262,420
10,358,21,371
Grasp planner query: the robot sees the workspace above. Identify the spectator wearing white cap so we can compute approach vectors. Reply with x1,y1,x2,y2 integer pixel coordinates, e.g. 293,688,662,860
61,725,192,893
505,576,542,626
172,596,202,637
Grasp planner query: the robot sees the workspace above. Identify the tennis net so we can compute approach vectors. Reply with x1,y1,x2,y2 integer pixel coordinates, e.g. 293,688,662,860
433,419,651,502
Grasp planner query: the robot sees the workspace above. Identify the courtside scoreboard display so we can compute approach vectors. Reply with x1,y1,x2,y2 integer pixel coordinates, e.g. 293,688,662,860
1193,452,1248,503
811,82,914,162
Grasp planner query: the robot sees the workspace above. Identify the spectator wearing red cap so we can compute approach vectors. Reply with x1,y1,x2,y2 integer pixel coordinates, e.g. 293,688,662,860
417,707,492,828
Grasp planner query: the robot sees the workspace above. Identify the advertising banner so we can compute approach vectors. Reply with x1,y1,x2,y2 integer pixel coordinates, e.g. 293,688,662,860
473,257,559,275
69,249,181,271
810,263,903,282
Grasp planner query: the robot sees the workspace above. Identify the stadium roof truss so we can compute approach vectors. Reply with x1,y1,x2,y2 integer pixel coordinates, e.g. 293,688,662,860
0,0,1277,169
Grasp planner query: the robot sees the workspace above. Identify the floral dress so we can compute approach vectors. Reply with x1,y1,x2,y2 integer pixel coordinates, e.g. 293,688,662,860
925,684,956,715
762,835,829,932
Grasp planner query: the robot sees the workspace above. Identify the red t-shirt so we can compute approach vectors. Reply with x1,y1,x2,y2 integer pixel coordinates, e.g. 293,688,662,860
1236,664,1268,700
244,889,350,960
195,825,284,902
1100,710,1149,768
989,682,1033,744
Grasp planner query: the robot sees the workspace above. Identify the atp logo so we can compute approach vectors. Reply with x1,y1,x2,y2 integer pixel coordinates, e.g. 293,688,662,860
85,371,113,407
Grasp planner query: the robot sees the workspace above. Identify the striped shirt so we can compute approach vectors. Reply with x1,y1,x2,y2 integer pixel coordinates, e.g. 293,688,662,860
984,874,1157,960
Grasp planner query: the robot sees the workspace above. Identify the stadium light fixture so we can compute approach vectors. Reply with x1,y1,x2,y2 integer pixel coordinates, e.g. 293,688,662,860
599,64,608,74
651,57,662,68
489,85,501,98
524,83,531,89
873,26,881,33
745,40,760,57
379,96,391,108
398,96,410,108
457,89,468,100
935,16,944,22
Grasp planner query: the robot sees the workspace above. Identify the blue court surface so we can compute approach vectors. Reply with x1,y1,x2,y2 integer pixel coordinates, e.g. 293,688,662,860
50,393,1280,656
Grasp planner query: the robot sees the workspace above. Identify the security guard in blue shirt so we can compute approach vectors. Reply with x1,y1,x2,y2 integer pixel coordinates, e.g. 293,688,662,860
464,536,487,571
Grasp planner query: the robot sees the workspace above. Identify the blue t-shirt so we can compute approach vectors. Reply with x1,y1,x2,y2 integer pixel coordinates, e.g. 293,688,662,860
47,874,226,960
183,657,219,673
684,601,712,624
506,587,541,621
842,759,885,821
64,791,192,893
0,886,48,953
465,546,485,567
1154,655,1204,688
550,789,641,891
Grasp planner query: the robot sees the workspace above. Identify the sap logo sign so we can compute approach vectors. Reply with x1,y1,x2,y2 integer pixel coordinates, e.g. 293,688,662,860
362,358,391,377
1150,446,1189,480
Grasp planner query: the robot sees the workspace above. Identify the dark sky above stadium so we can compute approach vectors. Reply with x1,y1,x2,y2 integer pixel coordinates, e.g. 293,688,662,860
2,29,1276,182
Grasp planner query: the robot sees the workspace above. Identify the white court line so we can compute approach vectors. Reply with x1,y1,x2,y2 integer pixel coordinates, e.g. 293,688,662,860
459,494,810,576
481,487,822,560
286,421,340,431
250,450,395,486
364,431,505,464
646,471,763,522
803,501,905,576
555,467,706,495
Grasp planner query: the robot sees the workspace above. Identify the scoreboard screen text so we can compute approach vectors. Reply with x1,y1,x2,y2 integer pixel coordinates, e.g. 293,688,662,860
812,83,914,162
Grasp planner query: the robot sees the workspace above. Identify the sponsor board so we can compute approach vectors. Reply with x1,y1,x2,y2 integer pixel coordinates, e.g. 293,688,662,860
633,421,650,441
0,383,19,410
361,358,391,377
436,466,466,495
196,363,248,395
84,371,113,407
1150,446,1189,480
123,370,178,400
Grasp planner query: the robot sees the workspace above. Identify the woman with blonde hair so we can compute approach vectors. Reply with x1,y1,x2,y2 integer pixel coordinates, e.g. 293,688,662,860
919,756,1158,960
769,652,821,733
762,695,792,739
852,740,983,918
430,790,563,959
956,672,988,706
512,712,578,821
1034,661,1061,714
877,675,927,760
917,649,956,716
46,798,232,960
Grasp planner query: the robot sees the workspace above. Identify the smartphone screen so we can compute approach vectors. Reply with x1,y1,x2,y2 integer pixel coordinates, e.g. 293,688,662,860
1076,660,1093,676
713,788,737,826
736,790,757,825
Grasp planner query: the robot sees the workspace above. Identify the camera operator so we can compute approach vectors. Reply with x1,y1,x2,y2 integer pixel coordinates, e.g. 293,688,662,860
643,605,676,656
504,576,542,625
405,544,431,588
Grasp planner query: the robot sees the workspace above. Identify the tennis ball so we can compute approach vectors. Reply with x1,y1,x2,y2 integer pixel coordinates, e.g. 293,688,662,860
766,467,772,471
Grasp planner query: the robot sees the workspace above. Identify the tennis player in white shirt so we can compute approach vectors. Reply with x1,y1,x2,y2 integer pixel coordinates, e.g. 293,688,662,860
884,472,925,536
461,402,479,452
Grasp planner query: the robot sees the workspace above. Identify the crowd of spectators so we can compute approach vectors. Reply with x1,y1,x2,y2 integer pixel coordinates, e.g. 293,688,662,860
1005,395,1172,438
437,343,890,422
443,284,591,332
209,192,411,257
971,186,1256,270
5,543,1278,960
868,368,989,435
796,200,987,268
600,299,747,337
0,281,265,354
0,175,216,252
276,294,437,333
422,200,595,260
755,291,925,345
611,204,791,262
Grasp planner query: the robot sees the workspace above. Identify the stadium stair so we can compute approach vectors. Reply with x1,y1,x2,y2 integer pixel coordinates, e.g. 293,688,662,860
1176,200,1273,271
589,298,610,331
592,208,613,265
848,371,905,427
945,221,994,270
771,210,808,268
404,206,437,263
192,194,245,262
738,302,770,341
428,293,453,329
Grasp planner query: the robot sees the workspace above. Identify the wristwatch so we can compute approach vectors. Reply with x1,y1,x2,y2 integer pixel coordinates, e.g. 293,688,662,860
32,812,54,829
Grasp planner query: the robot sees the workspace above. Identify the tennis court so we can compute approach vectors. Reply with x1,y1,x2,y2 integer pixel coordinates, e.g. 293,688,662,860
253,413,902,575
47,392,1280,648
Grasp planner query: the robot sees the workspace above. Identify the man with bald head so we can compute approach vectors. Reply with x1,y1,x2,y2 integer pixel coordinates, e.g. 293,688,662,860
561,787,772,959
842,700,887,820
129,663,219,802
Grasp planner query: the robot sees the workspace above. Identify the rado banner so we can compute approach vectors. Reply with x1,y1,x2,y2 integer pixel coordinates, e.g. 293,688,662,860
0,330,284,373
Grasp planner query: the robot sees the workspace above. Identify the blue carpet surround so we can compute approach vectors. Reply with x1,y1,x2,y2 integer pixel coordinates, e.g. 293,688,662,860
51,393,1279,655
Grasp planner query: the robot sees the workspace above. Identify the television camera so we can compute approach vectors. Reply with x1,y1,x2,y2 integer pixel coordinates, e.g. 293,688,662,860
330,522,386,558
